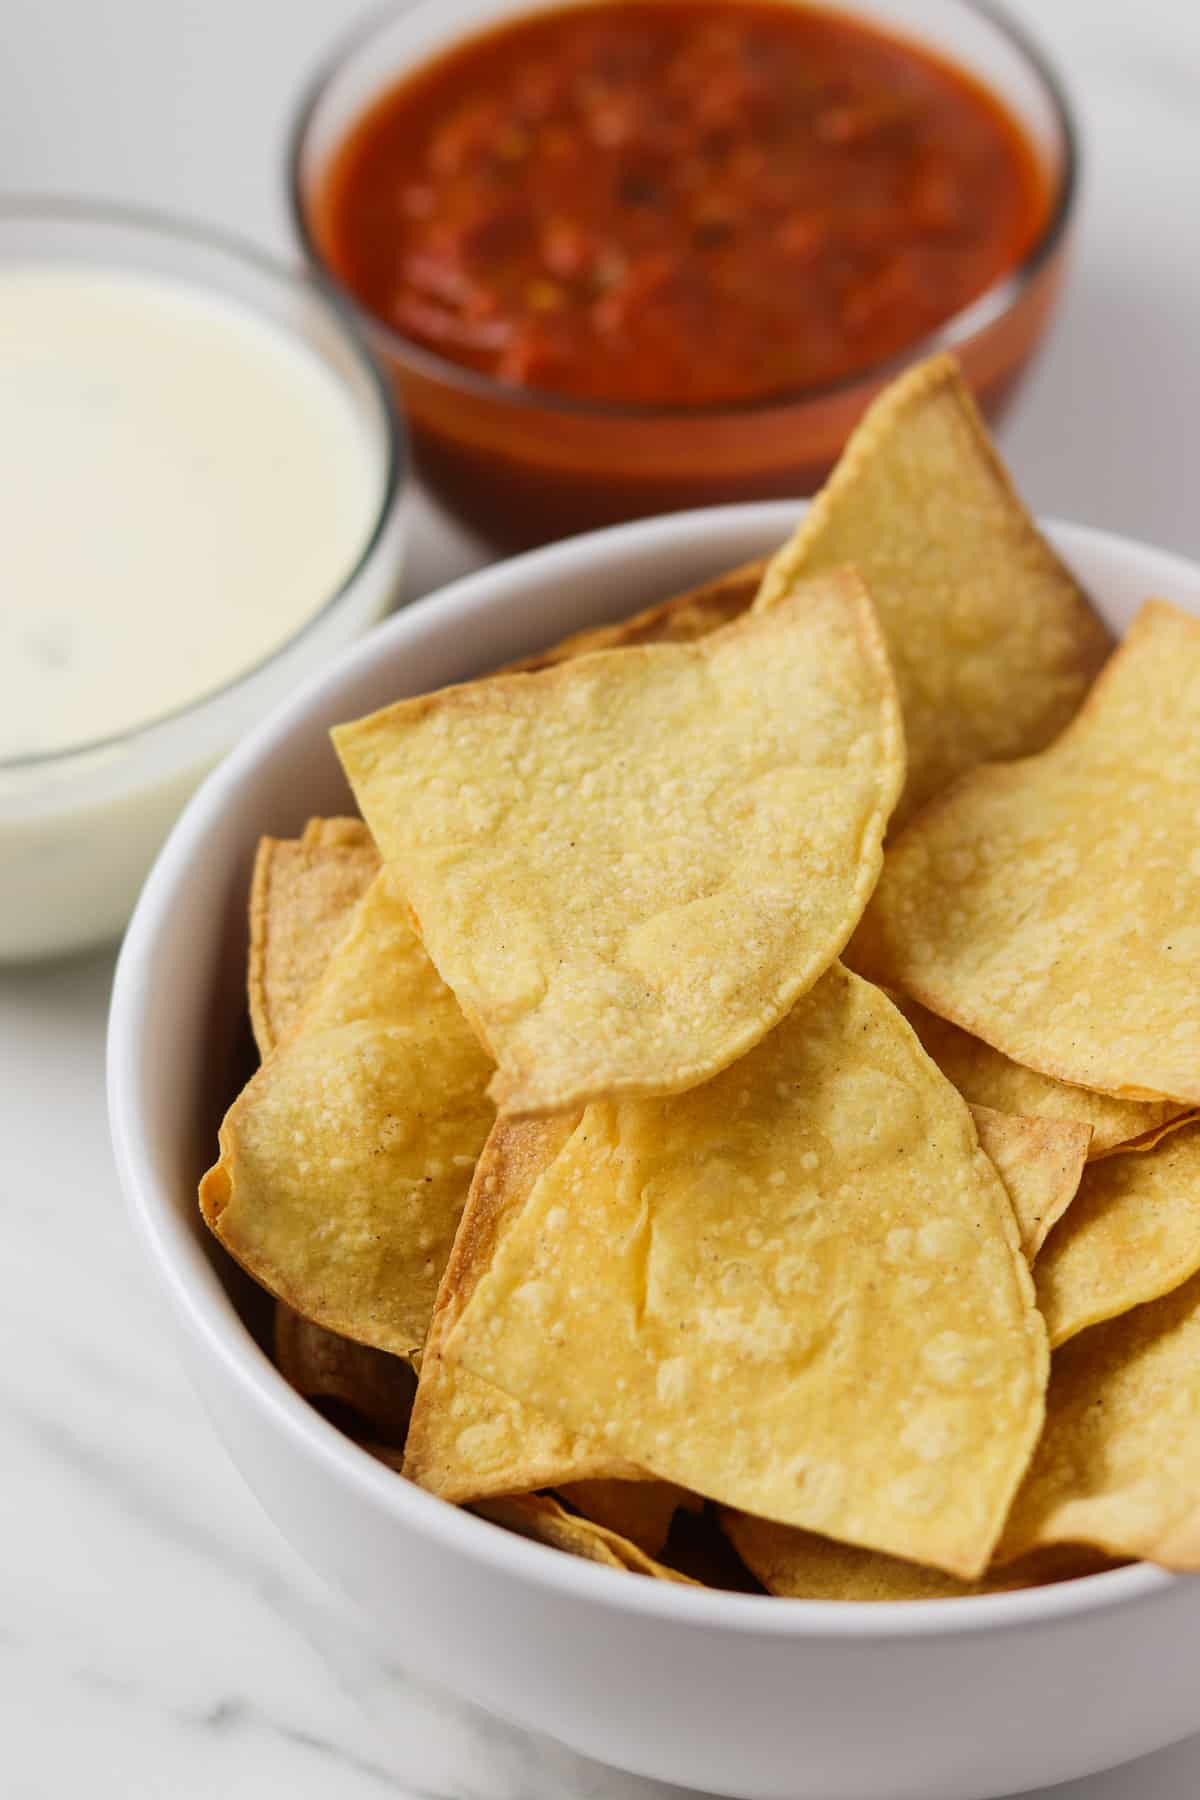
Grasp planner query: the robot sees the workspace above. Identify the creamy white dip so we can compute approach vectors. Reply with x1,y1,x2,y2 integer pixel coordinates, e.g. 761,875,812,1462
0,260,404,960
0,266,383,760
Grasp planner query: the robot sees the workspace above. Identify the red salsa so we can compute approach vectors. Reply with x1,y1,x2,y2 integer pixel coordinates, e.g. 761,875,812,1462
317,1,1050,407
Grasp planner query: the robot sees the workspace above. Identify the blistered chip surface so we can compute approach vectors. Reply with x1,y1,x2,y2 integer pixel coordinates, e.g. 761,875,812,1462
446,967,1046,1579
757,354,1110,827
336,573,903,1117
856,603,1200,1105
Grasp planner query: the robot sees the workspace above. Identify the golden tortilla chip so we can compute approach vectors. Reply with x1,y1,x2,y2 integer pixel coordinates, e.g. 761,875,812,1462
473,1494,699,1582
1093,1111,1200,1162
335,574,904,1117
855,602,1200,1105
755,355,1111,829
250,569,763,1060
244,572,835,1418
557,1478,690,1557
895,997,1186,1159
1035,1123,1200,1347
403,1118,644,1500
248,564,766,1059
250,565,764,1037
721,1512,1123,1601
445,966,1047,1580
969,1104,1090,1262
248,818,380,1057
273,1302,416,1444
505,558,763,674
999,1268,1200,1570
368,1439,690,1593
200,865,494,1357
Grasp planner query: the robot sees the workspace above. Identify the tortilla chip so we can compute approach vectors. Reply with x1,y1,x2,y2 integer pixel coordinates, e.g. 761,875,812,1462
250,567,763,1062
273,1302,416,1444
445,966,1047,1580
369,1439,690,1593
998,1268,1200,1570
245,573,847,1415
755,354,1111,829
473,1494,700,1582
248,818,380,1057
1092,1111,1200,1162
200,865,494,1357
336,573,904,1117
721,1512,1124,1601
505,558,763,674
402,1117,644,1500
969,1104,1090,1262
855,602,1200,1105
1035,1123,1200,1347
249,567,763,1044
248,564,765,1053
258,573,788,1467
557,1478,690,1557
894,997,1185,1158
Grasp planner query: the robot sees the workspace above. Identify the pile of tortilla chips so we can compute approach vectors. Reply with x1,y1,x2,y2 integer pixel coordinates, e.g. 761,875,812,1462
201,353,1200,1600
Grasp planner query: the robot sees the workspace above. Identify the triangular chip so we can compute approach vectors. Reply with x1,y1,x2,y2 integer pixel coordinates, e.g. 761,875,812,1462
335,573,903,1117
969,1104,1090,1262
504,557,762,673
336,572,899,1108
855,602,1200,1105
1035,1122,1200,1347
998,1268,1200,1570
402,1117,644,1500
249,565,764,1060
556,1479,691,1557
200,866,494,1357
241,570,820,1400
1100,1112,1200,1160
248,817,379,1057
755,354,1111,829
472,1494,699,1582
445,966,1047,1579
374,1442,691,1581
721,1512,1123,1602
895,996,1186,1159
273,1302,416,1444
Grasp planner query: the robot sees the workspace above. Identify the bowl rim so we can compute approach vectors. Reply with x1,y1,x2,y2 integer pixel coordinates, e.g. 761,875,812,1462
109,501,1195,1641
0,194,407,776
285,0,1079,423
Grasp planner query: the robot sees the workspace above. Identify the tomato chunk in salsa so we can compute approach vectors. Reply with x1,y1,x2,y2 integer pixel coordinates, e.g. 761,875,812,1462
317,1,1050,407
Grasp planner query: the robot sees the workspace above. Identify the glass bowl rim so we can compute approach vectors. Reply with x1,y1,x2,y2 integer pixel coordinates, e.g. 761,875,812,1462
286,0,1080,423
0,194,406,776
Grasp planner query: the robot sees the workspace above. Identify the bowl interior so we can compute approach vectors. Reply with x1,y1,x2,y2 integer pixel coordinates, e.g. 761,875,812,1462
110,502,1200,1628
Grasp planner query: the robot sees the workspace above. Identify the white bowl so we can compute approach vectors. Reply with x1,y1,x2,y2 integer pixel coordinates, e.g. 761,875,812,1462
109,504,1200,1800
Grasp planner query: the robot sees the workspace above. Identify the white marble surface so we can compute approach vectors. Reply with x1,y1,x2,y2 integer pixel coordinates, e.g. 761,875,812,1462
3,3,1200,1795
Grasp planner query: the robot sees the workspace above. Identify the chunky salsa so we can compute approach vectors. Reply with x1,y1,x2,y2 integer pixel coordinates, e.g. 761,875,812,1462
316,1,1050,408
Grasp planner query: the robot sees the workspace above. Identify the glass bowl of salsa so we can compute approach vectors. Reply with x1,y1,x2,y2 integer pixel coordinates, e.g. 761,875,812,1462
289,0,1076,551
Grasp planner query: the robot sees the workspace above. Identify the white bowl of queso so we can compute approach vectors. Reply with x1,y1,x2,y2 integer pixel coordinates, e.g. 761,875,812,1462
109,503,1200,1800
0,200,406,962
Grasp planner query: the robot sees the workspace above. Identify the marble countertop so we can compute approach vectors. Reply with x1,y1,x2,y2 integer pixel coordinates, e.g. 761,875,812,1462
4,3,1200,1794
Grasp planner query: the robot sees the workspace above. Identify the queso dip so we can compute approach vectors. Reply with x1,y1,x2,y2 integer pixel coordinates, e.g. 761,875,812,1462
0,266,383,761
